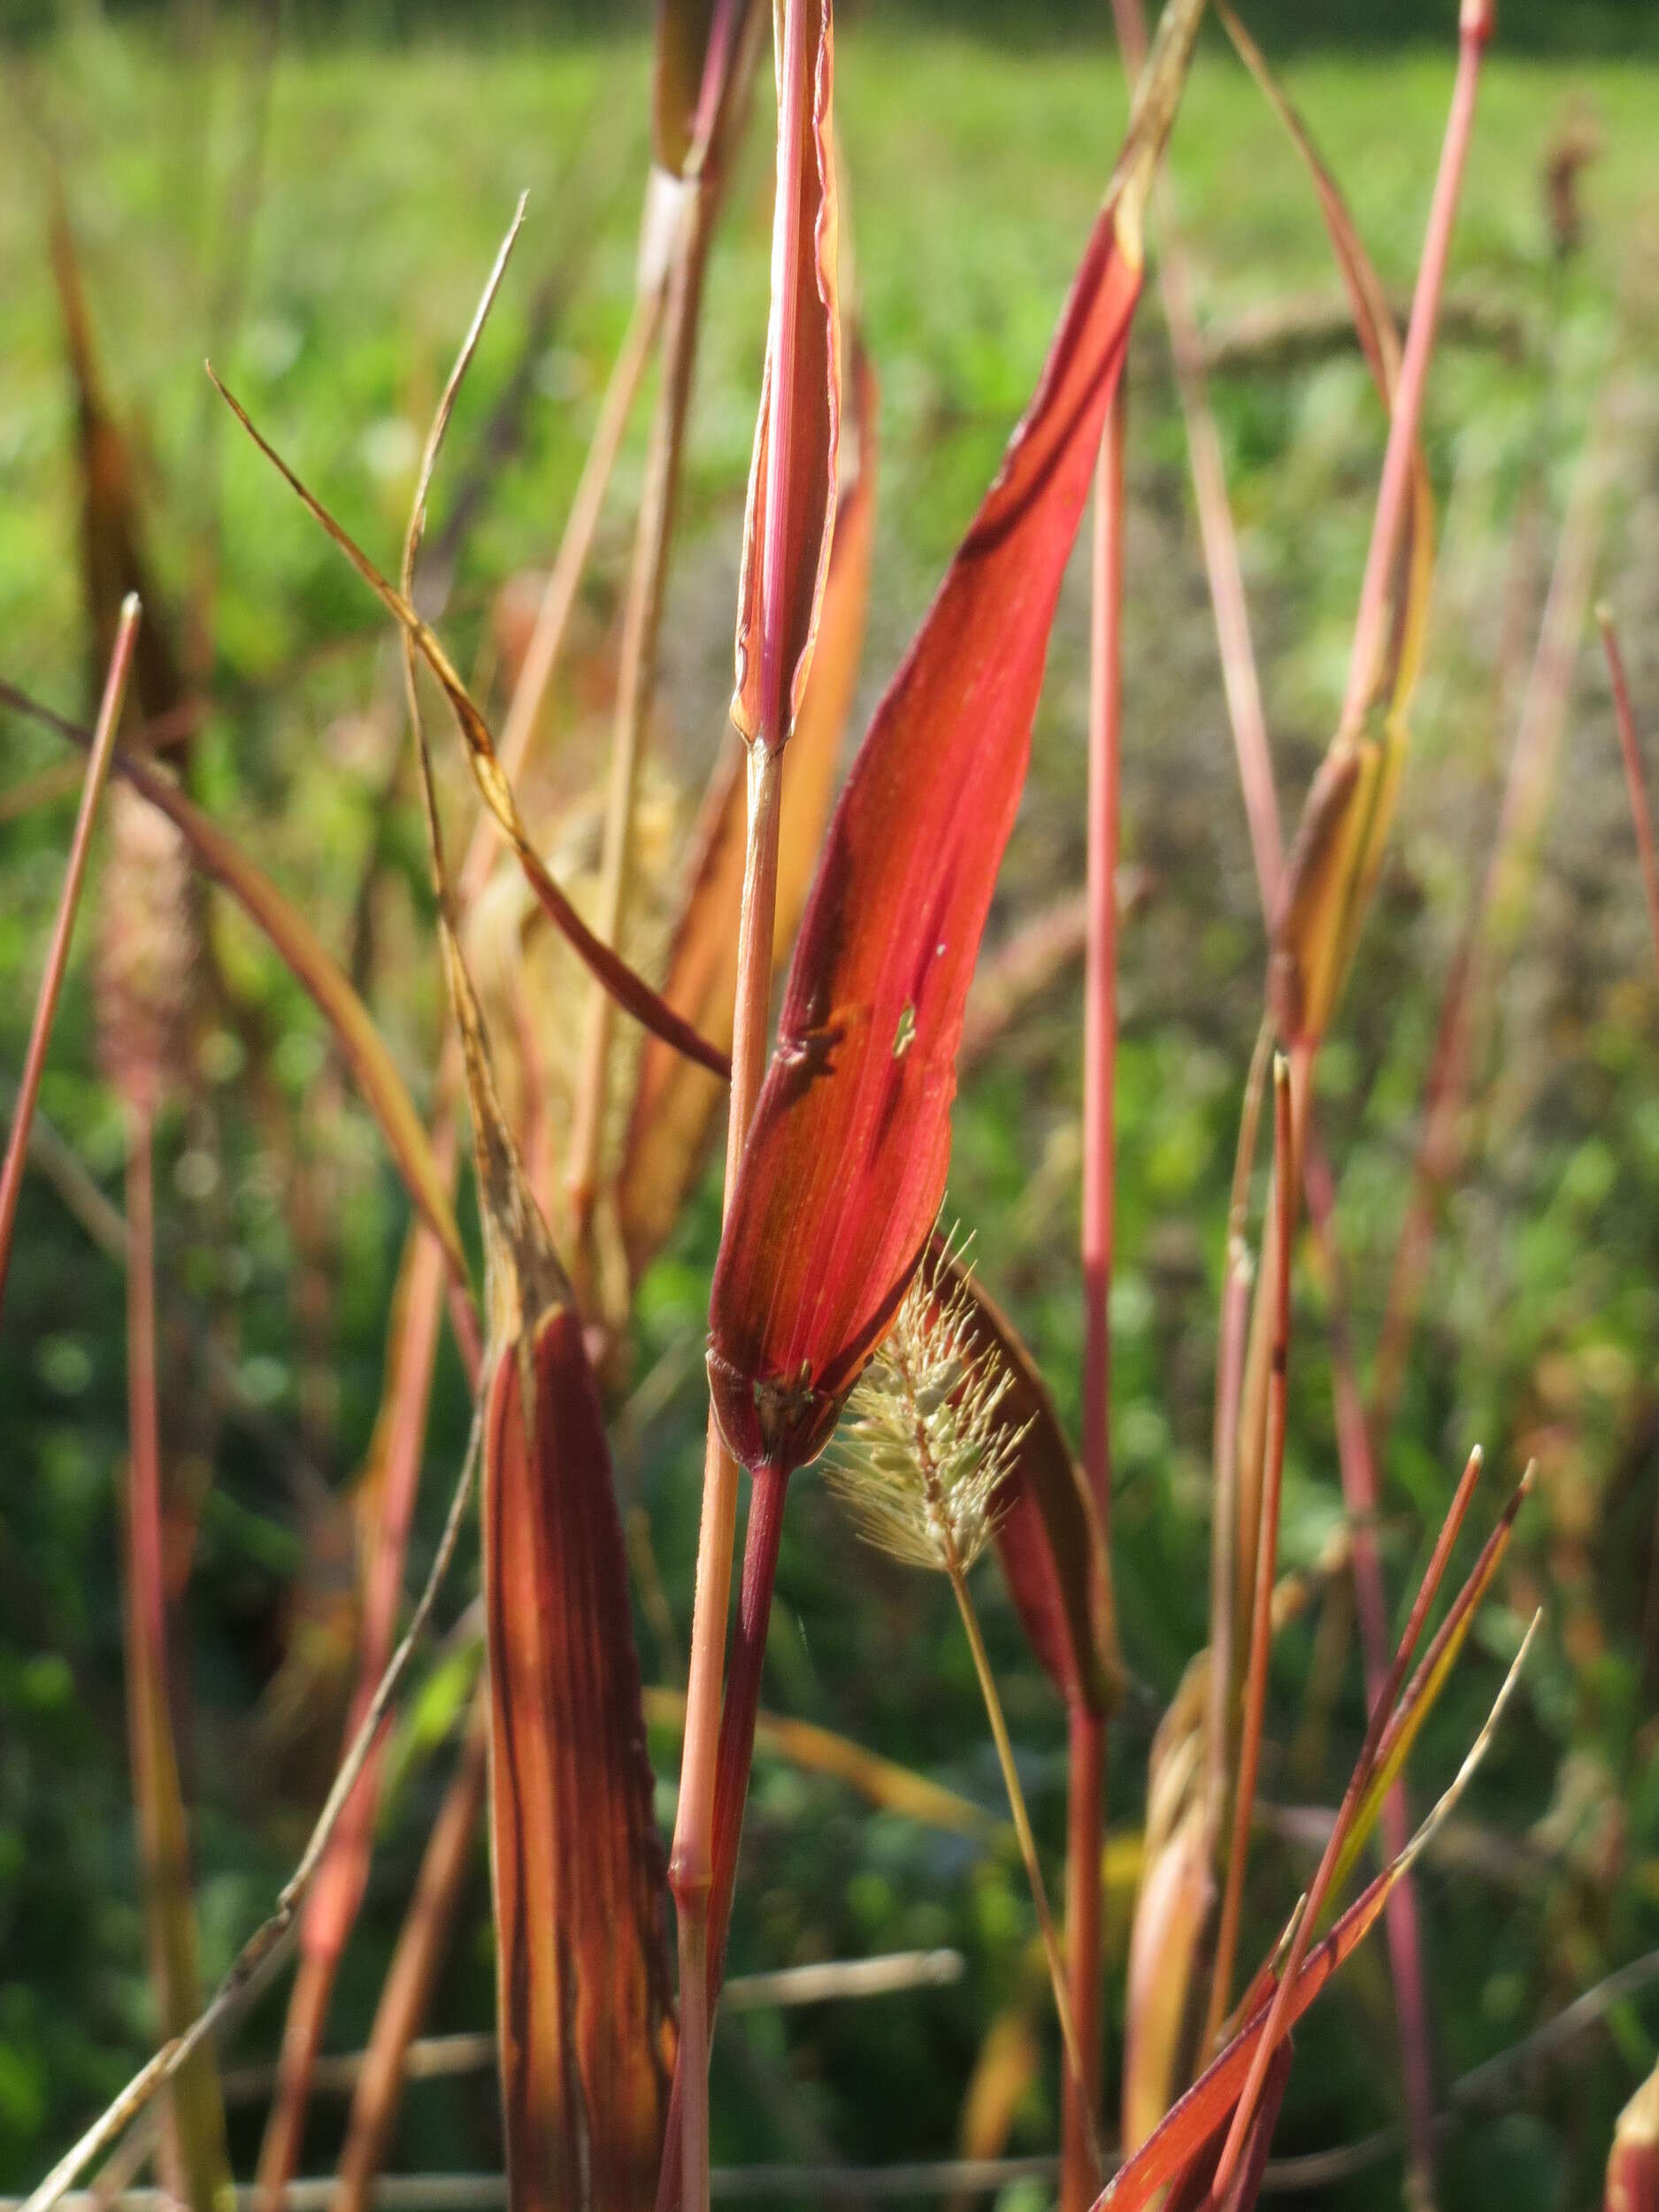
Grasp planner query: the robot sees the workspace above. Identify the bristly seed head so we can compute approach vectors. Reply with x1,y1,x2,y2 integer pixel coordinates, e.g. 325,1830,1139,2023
826,1236,1026,1576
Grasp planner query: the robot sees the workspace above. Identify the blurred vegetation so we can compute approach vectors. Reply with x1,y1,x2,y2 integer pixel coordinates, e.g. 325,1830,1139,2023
2,6,1658,2209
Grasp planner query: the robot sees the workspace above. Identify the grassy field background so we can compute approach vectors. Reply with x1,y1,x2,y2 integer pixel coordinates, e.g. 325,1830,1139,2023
4,10,1659,2208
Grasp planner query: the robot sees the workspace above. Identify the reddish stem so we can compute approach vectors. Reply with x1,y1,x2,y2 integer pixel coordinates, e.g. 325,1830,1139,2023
656,1462,790,2212
0,597,139,1325
1061,396,1126,2210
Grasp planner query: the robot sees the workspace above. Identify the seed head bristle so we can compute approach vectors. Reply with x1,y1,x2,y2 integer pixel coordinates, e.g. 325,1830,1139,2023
826,1240,1026,1576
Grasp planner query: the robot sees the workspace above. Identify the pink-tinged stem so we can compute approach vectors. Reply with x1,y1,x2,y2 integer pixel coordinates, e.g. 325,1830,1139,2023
1205,1056,1294,2054
1210,1440,1486,2199
1599,608,1659,989
1372,427,1604,1445
1302,1122,1437,2197
1061,399,1126,2212
656,1463,790,2212
672,11,811,2199
0,595,140,1325
1340,0,1494,741
1109,0,1280,914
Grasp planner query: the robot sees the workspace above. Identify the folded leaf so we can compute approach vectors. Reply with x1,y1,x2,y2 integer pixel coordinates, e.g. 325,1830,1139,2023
730,0,840,752
618,338,876,1281
707,0,1206,1478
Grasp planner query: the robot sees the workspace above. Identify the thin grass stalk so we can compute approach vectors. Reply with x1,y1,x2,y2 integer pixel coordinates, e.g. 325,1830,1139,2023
1371,421,1605,1445
334,1689,490,2212
949,1560,1104,2185
492,279,665,799
1107,0,1279,914
565,196,717,1252
1204,1056,1293,2051
1208,1440,1486,2198
1301,1122,1437,2198
1061,397,1126,2212
1597,608,1659,990
0,595,139,1324
254,1214,450,2212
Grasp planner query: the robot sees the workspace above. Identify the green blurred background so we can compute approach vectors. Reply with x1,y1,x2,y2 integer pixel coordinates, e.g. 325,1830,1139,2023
3,3,1659,2207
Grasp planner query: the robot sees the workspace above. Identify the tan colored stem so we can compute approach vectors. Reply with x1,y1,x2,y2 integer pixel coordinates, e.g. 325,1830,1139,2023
566,196,716,1253
948,1563,1105,2185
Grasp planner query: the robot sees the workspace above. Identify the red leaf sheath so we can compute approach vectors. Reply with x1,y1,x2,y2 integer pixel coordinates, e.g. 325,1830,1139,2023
483,1305,674,2212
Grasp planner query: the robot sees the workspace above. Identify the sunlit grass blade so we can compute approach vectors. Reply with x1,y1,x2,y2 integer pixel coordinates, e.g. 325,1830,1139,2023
1098,1612,1540,2212
652,0,760,180
207,363,731,1082
0,597,139,1325
618,337,877,1283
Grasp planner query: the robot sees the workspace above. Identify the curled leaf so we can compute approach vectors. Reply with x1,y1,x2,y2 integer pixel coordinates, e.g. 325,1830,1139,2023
707,0,1206,1478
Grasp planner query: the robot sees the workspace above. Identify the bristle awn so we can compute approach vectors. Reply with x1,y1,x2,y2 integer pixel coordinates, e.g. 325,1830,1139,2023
1062,391,1126,2212
1205,1056,1293,2050
564,12,767,1263
671,4,841,2203
0,596,139,1325
1597,607,1659,990
1207,1441,1487,2198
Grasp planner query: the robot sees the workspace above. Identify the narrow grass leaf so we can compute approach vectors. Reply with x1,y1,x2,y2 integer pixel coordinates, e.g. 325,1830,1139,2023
208,367,731,1082
707,0,1206,1477
0,690,465,1278
653,0,757,179
1098,1617,1538,2212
